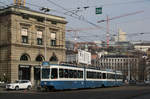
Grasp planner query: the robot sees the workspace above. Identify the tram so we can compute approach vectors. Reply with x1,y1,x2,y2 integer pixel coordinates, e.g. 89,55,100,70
40,64,123,90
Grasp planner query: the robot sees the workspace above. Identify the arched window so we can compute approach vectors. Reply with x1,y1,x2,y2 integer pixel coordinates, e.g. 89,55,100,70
50,52,58,61
20,54,30,61
36,55,45,62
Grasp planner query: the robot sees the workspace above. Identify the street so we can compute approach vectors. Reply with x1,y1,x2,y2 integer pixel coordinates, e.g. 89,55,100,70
1,85,150,99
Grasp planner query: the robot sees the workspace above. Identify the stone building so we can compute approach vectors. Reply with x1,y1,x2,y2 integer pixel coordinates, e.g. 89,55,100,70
93,54,139,81
0,6,67,85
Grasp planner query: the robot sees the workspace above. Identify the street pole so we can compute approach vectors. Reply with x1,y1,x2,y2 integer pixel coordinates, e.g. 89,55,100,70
44,15,47,61
40,7,50,61
106,15,109,49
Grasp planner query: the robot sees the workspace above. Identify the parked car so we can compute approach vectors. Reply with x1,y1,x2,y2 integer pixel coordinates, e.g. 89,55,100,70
129,80,136,85
144,80,150,84
6,80,32,90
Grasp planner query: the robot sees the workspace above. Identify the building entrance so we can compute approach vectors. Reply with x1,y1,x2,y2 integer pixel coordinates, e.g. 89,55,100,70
19,65,31,80
34,67,41,86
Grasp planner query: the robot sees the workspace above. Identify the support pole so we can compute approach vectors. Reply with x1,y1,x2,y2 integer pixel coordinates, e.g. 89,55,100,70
106,15,109,48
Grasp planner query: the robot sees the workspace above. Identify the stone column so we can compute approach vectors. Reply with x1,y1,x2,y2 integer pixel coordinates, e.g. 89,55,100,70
30,66,34,86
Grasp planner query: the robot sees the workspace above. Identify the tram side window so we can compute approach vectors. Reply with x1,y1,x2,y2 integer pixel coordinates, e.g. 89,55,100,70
87,71,93,79
116,75,119,79
51,68,58,79
68,70,74,78
100,73,102,79
107,73,114,79
59,69,68,78
112,74,115,79
93,72,97,79
102,73,106,79
87,71,94,79
59,69,82,78
97,72,102,79
120,75,123,79
64,69,68,78
97,72,99,79
78,70,83,78
117,75,123,79
87,71,91,78
59,69,63,78
42,68,50,79
113,74,115,79
107,73,111,79
74,70,77,78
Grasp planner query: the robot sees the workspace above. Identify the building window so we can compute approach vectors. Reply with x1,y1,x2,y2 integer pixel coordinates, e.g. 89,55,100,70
36,55,44,62
51,21,57,25
21,28,28,44
37,38,42,45
51,40,56,46
50,52,58,61
37,30,43,45
22,36,28,43
51,32,56,46
20,54,30,61
22,14,29,20
37,17,44,22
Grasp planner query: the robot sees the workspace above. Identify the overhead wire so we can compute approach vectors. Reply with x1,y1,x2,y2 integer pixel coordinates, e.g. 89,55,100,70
0,20,67,46
45,0,117,33
66,0,148,11
2,1,148,42
19,2,90,41
0,1,8,6
31,0,143,41
44,0,120,42
0,17,96,43
5,0,11,3
23,1,114,41
0,18,149,46
45,0,148,41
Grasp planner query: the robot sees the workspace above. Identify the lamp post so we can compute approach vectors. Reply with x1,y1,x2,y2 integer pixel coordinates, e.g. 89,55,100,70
40,7,50,61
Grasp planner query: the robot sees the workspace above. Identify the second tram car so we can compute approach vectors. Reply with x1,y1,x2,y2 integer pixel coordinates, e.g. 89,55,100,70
40,64,123,90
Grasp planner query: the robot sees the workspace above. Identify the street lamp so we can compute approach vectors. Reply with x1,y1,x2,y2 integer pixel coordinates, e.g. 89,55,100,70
40,7,50,61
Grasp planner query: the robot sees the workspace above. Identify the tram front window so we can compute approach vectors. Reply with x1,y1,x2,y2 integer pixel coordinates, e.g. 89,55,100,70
42,68,50,79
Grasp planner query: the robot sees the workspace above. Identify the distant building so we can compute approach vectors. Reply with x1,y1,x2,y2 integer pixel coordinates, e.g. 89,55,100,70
0,6,67,84
118,28,126,42
66,50,91,66
66,40,75,51
93,54,139,81
115,41,134,52
134,42,150,52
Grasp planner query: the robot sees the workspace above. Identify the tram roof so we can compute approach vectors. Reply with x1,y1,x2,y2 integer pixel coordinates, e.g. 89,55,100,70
42,64,122,74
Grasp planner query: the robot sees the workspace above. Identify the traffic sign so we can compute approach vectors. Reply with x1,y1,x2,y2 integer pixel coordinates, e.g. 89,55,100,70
96,7,102,14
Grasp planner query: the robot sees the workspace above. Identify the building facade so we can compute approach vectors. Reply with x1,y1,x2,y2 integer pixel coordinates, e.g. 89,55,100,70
0,6,67,85
93,55,139,81
134,42,150,52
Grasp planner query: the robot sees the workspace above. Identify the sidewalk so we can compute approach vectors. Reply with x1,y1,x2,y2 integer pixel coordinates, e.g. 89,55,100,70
0,87,5,92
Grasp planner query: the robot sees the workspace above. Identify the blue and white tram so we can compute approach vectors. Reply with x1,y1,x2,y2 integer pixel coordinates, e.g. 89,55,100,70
40,64,123,90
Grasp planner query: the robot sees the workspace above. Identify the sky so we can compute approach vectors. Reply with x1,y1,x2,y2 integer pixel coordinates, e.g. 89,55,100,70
1,0,150,42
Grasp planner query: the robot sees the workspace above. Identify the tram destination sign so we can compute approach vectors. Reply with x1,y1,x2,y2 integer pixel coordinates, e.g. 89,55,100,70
42,61,50,66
